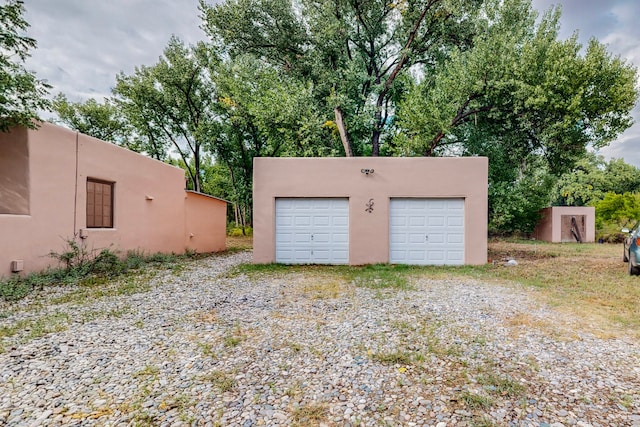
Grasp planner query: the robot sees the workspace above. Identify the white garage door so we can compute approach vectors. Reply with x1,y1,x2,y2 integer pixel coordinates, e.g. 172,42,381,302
390,198,464,265
276,198,349,264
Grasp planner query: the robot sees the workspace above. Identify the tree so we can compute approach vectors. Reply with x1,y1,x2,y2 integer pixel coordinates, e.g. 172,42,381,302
395,0,638,176
0,0,50,131
200,0,481,156
51,94,145,151
211,55,337,227
113,37,219,192
594,192,640,230
553,154,640,207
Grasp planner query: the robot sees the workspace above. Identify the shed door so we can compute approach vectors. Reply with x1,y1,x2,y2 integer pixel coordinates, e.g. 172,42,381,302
276,198,349,264
390,198,464,265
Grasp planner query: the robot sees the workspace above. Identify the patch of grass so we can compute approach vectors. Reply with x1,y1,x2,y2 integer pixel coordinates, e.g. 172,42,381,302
225,235,253,252
0,236,201,302
288,341,302,352
301,276,343,299
371,349,415,365
471,415,498,427
0,312,70,345
197,342,216,358
133,365,160,379
343,264,416,290
477,373,526,397
203,370,236,392
223,330,246,348
290,402,328,426
459,391,495,409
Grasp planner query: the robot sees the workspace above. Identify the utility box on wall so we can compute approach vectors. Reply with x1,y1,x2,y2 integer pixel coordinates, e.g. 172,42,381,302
253,157,489,266
534,207,596,243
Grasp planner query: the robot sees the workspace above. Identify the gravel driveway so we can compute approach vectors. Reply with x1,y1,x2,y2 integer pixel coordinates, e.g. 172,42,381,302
1,251,639,427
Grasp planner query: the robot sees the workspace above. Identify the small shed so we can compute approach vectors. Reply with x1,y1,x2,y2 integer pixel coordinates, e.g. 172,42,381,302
253,157,488,266
533,206,596,243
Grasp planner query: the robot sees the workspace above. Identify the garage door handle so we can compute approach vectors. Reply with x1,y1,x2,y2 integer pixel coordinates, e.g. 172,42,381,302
425,235,429,241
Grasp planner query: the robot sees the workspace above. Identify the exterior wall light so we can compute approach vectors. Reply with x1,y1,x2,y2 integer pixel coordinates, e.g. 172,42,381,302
361,168,374,175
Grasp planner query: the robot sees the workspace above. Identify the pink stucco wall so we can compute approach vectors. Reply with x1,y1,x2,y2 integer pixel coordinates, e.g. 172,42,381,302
184,191,227,253
0,123,226,278
253,157,488,265
534,206,596,243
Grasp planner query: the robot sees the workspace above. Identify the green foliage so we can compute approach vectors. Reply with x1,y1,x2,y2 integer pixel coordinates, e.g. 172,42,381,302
594,192,640,230
51,94,144,152
113,37,220,191
553,154,640,206
0,0,51,131
395,0,638,175
201,0,482,155
227,226,253,237
0,237,195,302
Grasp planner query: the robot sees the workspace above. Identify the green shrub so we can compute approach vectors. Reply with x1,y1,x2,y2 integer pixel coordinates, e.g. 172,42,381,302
0,237,195,302
228,226,253,237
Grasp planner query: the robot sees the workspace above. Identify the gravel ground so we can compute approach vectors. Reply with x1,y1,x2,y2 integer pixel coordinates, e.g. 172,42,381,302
0,251,639,427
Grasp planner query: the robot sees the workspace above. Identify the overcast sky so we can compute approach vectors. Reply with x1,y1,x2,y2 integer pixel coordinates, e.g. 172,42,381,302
22,0,640,166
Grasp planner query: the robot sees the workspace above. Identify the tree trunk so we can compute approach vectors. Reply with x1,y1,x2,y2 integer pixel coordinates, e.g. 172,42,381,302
334,106,353,157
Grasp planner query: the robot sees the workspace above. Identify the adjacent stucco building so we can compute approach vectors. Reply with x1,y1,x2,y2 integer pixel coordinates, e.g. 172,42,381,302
533,206,596,243
253,157,488,265
0,123,227,278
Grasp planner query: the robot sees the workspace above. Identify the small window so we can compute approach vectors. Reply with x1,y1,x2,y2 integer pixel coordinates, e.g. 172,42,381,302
87,178,114,228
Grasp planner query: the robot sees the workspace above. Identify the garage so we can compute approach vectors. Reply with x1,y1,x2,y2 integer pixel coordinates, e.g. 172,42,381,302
253,158,487,265
389,198,464,265
275,198,349,264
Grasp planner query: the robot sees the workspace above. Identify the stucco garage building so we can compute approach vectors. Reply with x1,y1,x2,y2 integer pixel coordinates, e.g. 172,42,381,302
253,157,488,265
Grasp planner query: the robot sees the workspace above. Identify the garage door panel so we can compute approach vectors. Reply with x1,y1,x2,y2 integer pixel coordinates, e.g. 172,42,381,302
313,232,330,243
333,233,349,243
447,251,464,263
276,198,349,264
428,200,445,209
295,216,311,226
313,216,330,226
294,233,312,243
390,216,407,227
409,216,426,226
390,234,406,244
390,198,464,265
447,199,464,209
447,217,464,227
332,216,349,227
428,216,445,226
276,216,293,226
409,233,425,243
428,233,445,244
448,234,464,244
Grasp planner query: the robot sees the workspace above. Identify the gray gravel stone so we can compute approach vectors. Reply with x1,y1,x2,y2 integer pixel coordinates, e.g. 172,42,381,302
0,251,639,426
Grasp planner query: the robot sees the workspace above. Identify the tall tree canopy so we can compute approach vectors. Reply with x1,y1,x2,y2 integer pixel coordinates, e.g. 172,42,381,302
51,94,143,152
396,0,638,176
201,0,482,156
0,0,50,131
113,37,220,192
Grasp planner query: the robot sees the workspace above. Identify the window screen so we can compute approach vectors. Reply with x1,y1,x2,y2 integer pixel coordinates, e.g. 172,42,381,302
87,179,114,228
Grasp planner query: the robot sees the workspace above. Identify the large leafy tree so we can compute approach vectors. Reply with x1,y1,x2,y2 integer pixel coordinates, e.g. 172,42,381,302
51,94,144,151
396,0,638,173
553,154,640,206
113,37,220,192
212,55,337,227
0,0,50,131
392,0,637,232
200,0,481,156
